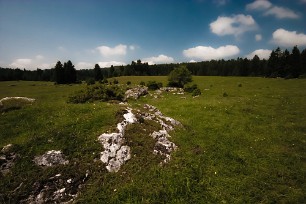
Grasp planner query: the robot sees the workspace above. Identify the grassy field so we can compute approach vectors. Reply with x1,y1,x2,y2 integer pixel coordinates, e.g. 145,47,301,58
0,77,306,203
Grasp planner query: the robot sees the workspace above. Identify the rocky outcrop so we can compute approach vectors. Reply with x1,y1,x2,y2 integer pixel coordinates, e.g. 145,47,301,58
0,144,17,175
125,86,148,100
141,104,180,163
33,150,69,167
98,108,136,172
21,171,89,204
160,87,184,95
98,104,181,172
0,97,35,111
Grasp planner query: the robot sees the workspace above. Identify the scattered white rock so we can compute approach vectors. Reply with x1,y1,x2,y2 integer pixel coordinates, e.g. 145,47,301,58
1,143,13,153
141,104,181,163
0,97,35,104
160,87,184,95
98,109,136,172
125,86,148,100
33,150,69,167
98,104,181,172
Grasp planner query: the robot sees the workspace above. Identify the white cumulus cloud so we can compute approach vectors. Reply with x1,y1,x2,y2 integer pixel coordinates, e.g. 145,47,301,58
210,14,257,36
98,61,126,68
272,28,306,47
142,54,174,65
246,49,272,59
183,45,240,61
75,62,94,70
9,55,51,70
96,44,127,57
246,0,299,19
10,59,32,68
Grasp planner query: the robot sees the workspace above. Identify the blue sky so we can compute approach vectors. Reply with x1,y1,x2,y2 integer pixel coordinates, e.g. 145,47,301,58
0,0,306,70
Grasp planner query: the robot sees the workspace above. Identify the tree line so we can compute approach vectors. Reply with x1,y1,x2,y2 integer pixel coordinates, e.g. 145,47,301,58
1,46,305,82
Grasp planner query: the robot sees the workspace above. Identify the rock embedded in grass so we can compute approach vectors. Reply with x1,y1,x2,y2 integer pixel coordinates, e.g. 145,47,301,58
33,150,69,167
1,144,18,175
98,108,136,172
125,86,148,100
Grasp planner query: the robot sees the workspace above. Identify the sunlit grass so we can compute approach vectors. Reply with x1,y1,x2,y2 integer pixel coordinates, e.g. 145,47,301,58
1,77,306,203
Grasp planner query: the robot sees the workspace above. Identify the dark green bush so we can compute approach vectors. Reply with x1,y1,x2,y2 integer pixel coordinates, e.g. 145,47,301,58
184,84,198,93
192,88,201,96
68,84,124,103
139,81,146,86
223,92,228,97
113,79,119,84
86,78,95,85
127,81,131,85
147,81,163,90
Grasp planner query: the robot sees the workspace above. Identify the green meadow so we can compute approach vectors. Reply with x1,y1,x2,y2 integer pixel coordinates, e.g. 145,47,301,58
1,76,306,203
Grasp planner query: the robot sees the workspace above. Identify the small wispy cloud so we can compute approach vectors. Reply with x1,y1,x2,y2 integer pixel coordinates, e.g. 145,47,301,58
246,0,300,19
96,44,127,58
255,34,262,41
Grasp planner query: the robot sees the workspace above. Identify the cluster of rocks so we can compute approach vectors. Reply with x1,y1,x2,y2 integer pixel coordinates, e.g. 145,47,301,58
151,87,185,99
0,144,17,175
98,108,136,173
33,150,69,167
140,104,181,163
21,172,89,204
160,87,184,95
98,104,181,172
124,86,148,100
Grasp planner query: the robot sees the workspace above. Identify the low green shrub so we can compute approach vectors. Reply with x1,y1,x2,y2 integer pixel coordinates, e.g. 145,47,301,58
68,84,124,103
184,84,198,93
147,81,163,90
192,88,201,96
86,78,95,85
113,79,119,84
139,81,146,86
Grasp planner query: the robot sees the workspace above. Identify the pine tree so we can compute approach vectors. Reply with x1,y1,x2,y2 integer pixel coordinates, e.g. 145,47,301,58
94,64,102,81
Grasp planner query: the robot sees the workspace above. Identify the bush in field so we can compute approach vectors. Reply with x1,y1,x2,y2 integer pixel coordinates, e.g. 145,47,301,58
168,65,192,88
184,84,198,93
139,81,145,86
147,81,163,90
68,84,124,103
192,88,201,96
86,78,95,85
113,79,119,84
126,81,131,85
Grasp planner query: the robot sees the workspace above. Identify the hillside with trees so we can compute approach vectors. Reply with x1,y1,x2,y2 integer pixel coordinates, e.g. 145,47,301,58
0,46,305,82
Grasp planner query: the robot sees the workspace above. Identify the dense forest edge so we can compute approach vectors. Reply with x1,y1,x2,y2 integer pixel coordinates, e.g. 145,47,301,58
1,46,306,82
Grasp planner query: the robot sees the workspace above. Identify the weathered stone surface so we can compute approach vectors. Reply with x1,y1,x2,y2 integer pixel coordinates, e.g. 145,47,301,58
125,86,148,100
1,144,17,175
98,108,136,172
141,104,181,163
33,150,69,167
160,87,184,94
1,143,13,153
21,171,89,204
